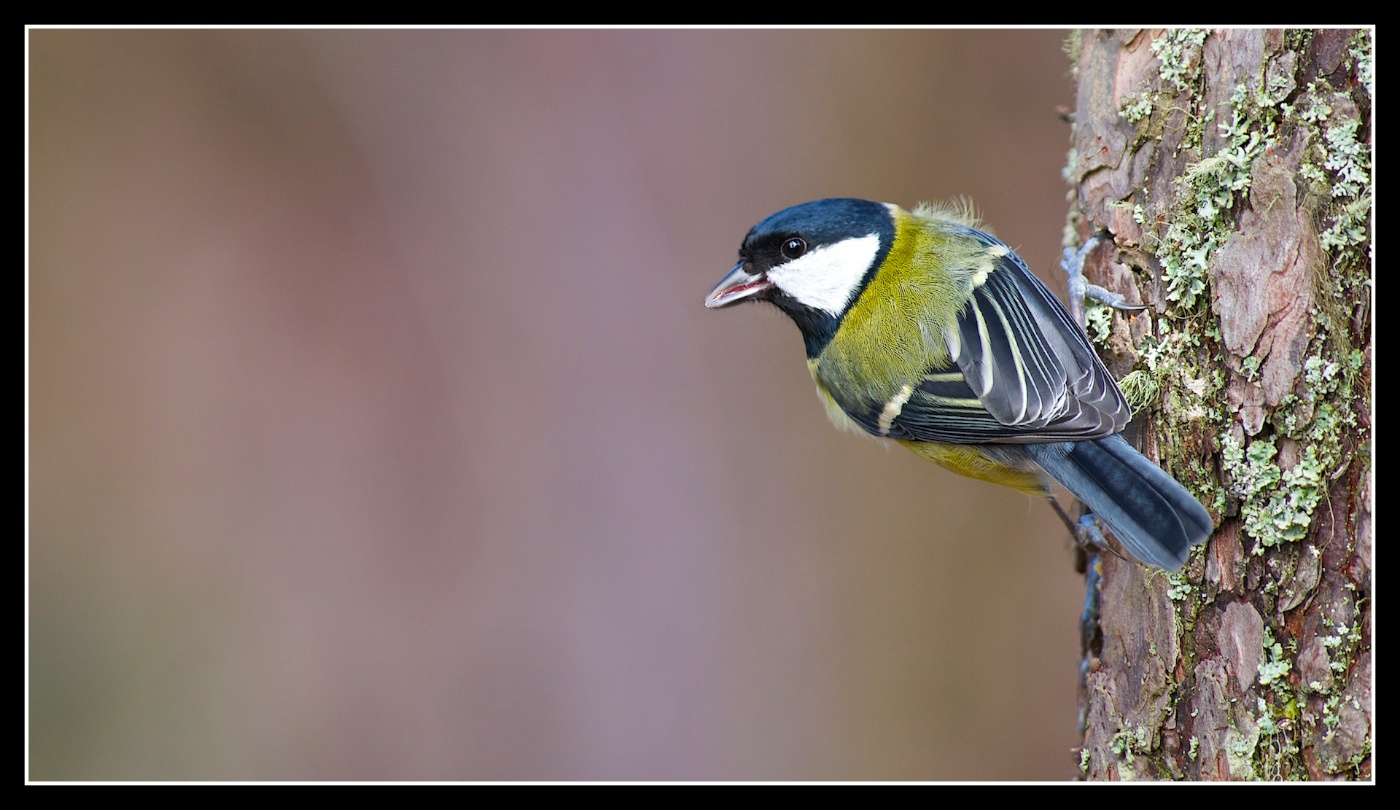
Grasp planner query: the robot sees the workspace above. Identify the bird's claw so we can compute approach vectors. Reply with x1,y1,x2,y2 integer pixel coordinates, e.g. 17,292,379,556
1074,512,1128,564
1060,233,1145,327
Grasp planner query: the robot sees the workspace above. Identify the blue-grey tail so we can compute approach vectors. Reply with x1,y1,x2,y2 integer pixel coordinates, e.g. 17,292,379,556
1025,434,1213,571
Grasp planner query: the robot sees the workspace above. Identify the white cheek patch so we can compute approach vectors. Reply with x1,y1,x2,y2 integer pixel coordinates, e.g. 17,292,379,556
766,234,881,316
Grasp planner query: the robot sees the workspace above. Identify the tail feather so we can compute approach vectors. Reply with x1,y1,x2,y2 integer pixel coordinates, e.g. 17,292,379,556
1025,434,1212,571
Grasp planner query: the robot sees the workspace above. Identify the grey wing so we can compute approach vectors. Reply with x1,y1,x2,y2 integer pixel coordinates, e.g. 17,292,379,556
884,227,1130,444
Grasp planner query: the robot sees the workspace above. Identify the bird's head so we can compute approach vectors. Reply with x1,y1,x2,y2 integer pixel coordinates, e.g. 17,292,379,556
705,198,897,356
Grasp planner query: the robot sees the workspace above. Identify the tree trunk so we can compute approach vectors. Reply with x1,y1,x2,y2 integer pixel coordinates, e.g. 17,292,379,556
1065,29,1371,781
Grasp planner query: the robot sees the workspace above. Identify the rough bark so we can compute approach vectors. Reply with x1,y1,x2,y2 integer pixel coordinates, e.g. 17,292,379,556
1065,29,1371,781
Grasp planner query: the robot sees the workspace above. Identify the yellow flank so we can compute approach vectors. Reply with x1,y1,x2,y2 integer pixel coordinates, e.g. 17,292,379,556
808,358,869,435
814,357,1048,495
897,440,1050,496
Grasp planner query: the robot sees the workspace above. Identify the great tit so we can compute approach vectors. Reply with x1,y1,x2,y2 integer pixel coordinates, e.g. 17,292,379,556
705,198,1212,571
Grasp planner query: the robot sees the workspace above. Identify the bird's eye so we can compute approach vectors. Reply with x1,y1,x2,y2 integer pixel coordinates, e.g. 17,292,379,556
780,237,807,260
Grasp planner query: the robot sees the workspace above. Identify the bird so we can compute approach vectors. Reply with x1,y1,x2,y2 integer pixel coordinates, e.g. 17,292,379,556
704,198,1212,571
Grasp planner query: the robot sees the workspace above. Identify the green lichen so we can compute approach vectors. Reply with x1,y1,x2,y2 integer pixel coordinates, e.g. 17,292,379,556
1061,147,1079,185
1321,119,1370,198
1119,72,1280,322
1063,31,1082,75
1109,726,1153,766
1219,432,1326,552
1117,29,1208,133
1292,49,1372,363
1238,356,1260,382
1256,708,1302,781
1155,83,1277,310
1166,571,1193,601
1083,298,1114,347
1135,320,1211,424
1226,627,1310,780
1224,714,1262,778
1120,91,1155,124
1350,30,1373,99
1314,110,1372,258
1222,334,1359,553
1151,29,1208,92
1118,370,1160,416
1256,698,1276,735
1258,628,1291,686
1268,446,1323,545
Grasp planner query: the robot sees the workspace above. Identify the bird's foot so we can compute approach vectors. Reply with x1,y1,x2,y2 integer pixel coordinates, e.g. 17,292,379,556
1060,233,1147,327
1074,512,1128,565
1077,551,1104,734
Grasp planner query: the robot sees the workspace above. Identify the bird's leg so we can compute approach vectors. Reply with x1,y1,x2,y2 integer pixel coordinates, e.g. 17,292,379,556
1059,234,1147,328
1059,234,1143,708
1057,236,1146,560
1047,495,1079,536
1074,511,1129,565
1059,236,1145,564
1054,496,1124,730
1077,554,1104,735
1048,496,1127,564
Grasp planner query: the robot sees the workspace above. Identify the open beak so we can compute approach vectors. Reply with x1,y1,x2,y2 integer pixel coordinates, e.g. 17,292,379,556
705,262,772,309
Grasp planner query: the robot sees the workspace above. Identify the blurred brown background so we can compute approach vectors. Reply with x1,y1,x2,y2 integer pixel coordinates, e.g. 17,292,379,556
30,28,1087,781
